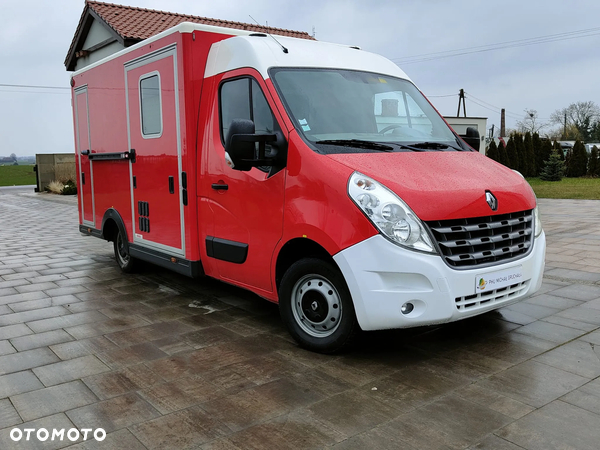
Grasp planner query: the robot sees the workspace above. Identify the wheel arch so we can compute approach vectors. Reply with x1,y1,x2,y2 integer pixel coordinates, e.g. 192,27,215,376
275,238,337,291
101,208,128,246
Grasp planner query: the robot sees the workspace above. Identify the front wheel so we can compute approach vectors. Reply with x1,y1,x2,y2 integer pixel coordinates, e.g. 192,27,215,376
279,258,358,353
113,229,137,273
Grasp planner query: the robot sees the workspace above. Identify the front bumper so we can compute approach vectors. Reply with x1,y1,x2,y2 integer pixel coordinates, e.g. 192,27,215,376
333,232,546,331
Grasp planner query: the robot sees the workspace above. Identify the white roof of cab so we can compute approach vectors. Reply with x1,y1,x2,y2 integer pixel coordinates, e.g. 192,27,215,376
71,21,411,83
204,34,412,81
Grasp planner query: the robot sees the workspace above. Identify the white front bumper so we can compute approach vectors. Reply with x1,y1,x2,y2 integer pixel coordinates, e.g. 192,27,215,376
333,232,546,331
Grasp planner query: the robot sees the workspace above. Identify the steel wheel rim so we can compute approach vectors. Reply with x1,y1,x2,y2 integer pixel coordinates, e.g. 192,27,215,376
291,274,342,338
116,233,129,266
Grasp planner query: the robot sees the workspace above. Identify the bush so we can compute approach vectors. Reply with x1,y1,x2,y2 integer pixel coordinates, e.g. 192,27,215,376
62,180,77,195
46,180,64,194
45,180,77,195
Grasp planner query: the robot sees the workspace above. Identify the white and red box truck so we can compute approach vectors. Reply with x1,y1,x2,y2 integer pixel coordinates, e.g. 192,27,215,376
71,22,546,352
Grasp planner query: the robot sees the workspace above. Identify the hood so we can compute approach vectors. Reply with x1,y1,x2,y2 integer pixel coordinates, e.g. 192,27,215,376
327,151,536,221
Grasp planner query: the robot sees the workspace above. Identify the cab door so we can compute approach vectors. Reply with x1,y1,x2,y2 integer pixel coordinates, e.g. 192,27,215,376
124,45,185,256
203,74,287,293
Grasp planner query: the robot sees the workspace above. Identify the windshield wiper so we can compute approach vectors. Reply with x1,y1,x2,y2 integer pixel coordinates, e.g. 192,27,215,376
404,142,467,152
315,139,394,152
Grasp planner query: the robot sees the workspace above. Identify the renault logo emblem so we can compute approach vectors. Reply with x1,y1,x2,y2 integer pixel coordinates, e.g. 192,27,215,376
485,191,498,211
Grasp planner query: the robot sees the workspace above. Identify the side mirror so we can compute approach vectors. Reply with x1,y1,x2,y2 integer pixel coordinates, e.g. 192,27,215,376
225,119,256,171
224,119,285,171
462,127,481,151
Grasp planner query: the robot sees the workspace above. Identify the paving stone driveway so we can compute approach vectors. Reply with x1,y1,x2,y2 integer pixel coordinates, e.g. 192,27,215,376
1,186,600,449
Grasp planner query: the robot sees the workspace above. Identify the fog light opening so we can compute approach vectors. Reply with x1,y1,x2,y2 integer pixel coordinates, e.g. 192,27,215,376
401,302,414,315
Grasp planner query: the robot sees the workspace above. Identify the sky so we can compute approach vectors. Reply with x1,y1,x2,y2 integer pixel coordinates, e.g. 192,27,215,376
1,0,600,157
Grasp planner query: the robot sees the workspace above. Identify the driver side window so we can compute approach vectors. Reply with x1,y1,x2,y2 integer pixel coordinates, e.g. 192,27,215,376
220,77,279,143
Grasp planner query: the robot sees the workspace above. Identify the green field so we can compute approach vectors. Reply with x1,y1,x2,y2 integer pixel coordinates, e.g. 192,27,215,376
527,177,600,200
0,164,36,187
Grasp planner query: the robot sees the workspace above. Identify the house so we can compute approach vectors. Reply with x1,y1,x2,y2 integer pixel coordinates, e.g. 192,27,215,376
65,1,314,71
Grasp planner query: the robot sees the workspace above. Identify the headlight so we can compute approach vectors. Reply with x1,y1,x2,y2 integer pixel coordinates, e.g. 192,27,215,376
348,172,436,253
533,206,542,237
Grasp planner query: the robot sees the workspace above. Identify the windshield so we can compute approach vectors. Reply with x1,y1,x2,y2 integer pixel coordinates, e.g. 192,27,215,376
270,68,463,153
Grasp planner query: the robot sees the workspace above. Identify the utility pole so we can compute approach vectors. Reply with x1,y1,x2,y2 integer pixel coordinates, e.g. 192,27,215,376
564,113,567,138
456,89,467,117
500,109,506,137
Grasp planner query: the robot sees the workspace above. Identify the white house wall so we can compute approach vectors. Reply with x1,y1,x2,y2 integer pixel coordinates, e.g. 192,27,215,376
75,19,125,71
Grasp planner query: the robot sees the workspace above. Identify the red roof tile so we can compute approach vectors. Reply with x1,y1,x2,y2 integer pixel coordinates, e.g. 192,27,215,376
66,1,314,70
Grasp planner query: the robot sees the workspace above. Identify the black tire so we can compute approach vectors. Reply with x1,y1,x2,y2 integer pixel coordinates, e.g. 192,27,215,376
113,229,137,273
279,258,358,353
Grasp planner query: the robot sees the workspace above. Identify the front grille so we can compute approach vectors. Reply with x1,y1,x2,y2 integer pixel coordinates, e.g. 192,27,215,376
426,210,533,269
455,281,529,310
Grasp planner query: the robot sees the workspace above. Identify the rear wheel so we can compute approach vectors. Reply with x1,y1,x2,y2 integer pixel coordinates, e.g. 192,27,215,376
113,229,136,273
279,258,358,353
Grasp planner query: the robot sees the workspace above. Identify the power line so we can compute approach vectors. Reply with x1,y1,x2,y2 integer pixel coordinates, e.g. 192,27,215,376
0,83,70,90
391,26,600,65
464,92,522,120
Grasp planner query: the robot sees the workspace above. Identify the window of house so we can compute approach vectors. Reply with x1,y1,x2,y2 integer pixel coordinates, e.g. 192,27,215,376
140,73,162,137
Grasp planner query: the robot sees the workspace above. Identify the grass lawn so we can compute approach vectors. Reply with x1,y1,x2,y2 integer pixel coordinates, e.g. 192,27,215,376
0,164,37,187
527,177,600,200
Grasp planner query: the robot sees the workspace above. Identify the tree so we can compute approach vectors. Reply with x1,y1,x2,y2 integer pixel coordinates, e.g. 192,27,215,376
523,132,535,177
514,132,527,175
566,140,588,177
591,122,600,142
516,109,547,135
550,101,600,142
532,133,543,176
540,147,564,181
554,140,565,161
486,140,499,162
538,138,553,174
505,136,518,170
9,153,16,162
588,146,599,177
497,140,509,167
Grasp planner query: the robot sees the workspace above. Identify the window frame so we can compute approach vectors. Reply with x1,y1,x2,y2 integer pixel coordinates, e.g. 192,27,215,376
138,71,163,139
218,76,252,147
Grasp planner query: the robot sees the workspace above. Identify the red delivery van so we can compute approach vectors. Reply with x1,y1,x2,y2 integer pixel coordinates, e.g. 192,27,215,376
72,22,546,352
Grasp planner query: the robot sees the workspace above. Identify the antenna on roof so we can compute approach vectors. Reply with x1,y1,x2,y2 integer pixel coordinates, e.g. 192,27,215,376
249,15,288,54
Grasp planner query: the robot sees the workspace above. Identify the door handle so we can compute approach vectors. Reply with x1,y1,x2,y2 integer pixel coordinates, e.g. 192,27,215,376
211,183,228,191
169,176,174,194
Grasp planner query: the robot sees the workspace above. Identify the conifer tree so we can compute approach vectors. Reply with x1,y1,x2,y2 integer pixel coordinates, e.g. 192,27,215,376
587,146,599,177
514,133,526,174
505,137,518,170
523,132,535,177
540,147,564,181
553,141,565,161
566,140,588,177
532,133,543,176
539,138,552,174
486,140,499,162
498,140,509,167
